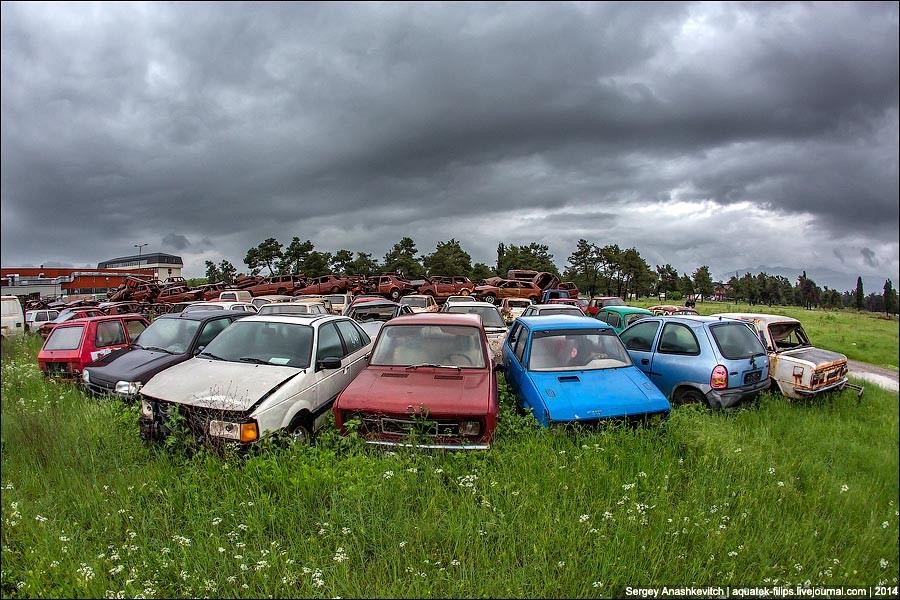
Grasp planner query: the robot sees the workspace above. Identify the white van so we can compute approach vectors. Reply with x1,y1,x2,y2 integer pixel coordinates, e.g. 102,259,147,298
218,290,252,302
1,296,25,339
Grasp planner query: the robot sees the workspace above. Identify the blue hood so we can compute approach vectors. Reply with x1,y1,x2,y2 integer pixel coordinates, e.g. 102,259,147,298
527,366,670,421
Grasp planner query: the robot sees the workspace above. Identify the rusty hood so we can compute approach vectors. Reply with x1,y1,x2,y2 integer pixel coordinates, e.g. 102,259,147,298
140,357,304,412
778,346,847,367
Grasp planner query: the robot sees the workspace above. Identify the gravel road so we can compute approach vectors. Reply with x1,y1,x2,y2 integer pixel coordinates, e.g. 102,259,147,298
847,360,899,392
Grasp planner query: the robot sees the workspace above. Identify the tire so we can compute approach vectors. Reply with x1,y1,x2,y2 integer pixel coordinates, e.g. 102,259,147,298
484,294,497,305
674,388,708,407
287,416,312,444
461,289,470,296
390,288,400,301
331,286,340,293
529,296,539,303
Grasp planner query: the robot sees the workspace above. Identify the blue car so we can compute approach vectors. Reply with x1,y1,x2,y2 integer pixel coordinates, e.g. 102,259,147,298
618,316,770,409
501,315,671,426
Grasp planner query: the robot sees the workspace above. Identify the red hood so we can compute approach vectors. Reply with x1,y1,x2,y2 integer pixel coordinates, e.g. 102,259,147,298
336,367,494,416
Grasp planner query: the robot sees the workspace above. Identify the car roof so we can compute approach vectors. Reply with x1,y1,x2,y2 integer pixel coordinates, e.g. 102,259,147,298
639,315,745,328
528,303,582,310
157,309,238,322
445,301,497,308
53,313,146,325
240,314,344,327
601,305,653,315
380,312,483,327
351,299,400,307
518,315,614,331
711,312,799,325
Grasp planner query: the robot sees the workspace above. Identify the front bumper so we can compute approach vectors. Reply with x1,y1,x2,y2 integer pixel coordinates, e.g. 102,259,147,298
364,439,490,450
794,376,863,398
706,378,772,409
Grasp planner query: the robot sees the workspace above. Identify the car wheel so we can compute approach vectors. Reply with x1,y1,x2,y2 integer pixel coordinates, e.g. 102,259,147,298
674,388,708,407
529,296,539,303
484,294,497,304
461,289,470,296
331,286,340,293
288,419,312,444
390,289,400,301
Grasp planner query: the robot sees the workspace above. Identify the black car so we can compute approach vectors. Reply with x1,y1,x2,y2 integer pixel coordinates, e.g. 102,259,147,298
81,310,243,399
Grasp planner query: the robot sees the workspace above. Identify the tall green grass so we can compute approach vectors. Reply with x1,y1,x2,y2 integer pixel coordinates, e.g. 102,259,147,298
631,300,899,370
1,335,897,598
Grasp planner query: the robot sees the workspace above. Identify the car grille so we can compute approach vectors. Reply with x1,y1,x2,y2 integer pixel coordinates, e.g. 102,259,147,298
743,370,762,385
348,412,466,438
153,400,249,442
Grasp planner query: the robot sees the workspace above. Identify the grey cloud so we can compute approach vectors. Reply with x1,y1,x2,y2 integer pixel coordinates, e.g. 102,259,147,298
861,248,878,268
1,2,897,285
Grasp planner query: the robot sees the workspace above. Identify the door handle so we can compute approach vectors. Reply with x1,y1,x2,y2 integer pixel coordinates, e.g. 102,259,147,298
641,358,649,365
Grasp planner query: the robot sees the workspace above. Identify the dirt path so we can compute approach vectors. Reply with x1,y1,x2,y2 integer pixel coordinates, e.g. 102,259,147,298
847,359,899,392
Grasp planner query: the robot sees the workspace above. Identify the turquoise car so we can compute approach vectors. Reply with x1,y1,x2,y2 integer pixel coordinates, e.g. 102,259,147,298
501,315,671,426
595,305,653,334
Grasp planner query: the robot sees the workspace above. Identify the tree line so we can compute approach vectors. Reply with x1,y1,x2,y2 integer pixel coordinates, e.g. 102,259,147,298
201,236,897,315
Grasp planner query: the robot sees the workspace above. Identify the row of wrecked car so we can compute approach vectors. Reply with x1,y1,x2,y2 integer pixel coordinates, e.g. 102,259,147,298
31,278,863,451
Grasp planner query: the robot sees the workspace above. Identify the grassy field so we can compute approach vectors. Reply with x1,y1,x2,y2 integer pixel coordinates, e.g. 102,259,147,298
1,324,898,598
630,299,899,370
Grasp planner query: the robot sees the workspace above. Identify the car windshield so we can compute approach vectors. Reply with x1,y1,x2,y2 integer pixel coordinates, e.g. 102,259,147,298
44,325,85,351
767,322,811,350
349,305,397,322
443,305,506,328
401,297,428,308
135,318,202,353
324,295,345,305
199,320,313,368
528,328,632,371
710,322,768,359
369,324,486,368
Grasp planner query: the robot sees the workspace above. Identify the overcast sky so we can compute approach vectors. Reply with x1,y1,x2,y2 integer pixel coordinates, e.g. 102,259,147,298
2,1,898,290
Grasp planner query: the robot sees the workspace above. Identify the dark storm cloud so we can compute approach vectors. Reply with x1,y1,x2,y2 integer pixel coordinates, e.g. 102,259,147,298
1,1,897,283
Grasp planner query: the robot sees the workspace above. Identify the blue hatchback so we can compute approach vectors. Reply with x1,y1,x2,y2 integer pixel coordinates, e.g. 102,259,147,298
618,316,770,408
502,315,671,426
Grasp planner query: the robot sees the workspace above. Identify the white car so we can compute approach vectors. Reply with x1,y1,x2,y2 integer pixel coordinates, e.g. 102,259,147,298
138,314,372,444
1,296,25,339
181,301,258,314
445,295,477,304
24,308,60,333
439,300,507,360
521,304,585,317
399,294,439,313
257,302,328,316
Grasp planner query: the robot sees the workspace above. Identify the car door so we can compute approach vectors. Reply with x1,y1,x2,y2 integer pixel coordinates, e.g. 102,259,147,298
619,319,661,379
335,319,371,379
650,322,703,398
313,321,351,410
502,322,529,400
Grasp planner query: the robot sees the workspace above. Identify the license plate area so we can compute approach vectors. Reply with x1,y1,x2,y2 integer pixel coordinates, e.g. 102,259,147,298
743,370,762,384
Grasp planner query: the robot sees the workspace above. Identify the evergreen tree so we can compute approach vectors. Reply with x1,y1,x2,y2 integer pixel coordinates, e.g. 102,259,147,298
883,280,898,315
855,276,864,311
383,237,425,279
423,239,473,277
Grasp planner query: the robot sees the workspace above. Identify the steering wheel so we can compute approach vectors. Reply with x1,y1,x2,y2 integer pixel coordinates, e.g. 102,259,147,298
446,353,473,366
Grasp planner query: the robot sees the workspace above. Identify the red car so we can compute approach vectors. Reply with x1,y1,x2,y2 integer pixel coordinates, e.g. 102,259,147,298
38,314,150,378
333,313,499,449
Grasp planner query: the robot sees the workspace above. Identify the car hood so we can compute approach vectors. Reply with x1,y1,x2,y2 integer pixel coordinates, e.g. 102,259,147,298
87,348,186,384
527,367,670,420
140,358,303,412
777,346,847,367
337,368,492,416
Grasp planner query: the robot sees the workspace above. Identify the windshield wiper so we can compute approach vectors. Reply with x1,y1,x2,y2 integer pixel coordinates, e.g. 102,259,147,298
405,363,462,371
239,356,270,365
198,351,226,361
141,345,176,355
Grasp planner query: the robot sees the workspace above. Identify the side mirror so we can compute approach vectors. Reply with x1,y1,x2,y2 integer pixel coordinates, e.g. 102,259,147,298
317,356,342,371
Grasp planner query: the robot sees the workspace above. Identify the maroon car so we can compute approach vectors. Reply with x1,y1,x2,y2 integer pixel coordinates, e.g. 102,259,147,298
295,274,352,295
333,313,499,449
417,276,475,301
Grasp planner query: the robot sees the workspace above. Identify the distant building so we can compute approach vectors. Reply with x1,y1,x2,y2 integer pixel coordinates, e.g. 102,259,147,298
98,252,183,281
1,267,155,301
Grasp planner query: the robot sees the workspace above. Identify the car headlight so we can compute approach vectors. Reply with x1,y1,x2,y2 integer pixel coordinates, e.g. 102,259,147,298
82,369,90,384
209,420,258,443
459,420,481,436
115,381,143,395
140,399,153,418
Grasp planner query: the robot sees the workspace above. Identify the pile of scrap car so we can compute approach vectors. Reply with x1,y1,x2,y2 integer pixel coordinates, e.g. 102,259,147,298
28,267,861,452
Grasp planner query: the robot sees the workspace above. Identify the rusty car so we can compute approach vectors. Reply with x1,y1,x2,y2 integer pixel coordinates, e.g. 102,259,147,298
710,313,863,399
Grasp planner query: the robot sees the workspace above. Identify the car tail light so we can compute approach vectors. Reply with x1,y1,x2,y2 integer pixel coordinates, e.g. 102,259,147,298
711,365,728,389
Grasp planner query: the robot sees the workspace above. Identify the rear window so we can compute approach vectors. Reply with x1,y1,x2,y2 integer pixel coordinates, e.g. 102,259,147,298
44,326,85,351
2,299,21,316
710,323,766,359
